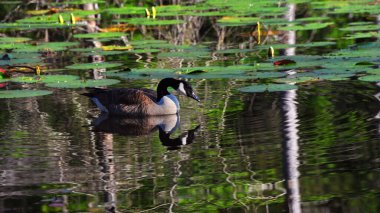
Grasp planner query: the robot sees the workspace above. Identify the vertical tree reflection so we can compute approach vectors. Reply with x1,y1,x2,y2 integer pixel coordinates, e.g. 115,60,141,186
282,3,301,213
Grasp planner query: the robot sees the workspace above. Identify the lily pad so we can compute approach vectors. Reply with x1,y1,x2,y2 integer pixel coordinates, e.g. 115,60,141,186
0,89,52,98
11,75,79,83
157,50,210,59
73,32,126,39
116,18,185,26
316,74,353,81
65,62,123,70
0,37,31,43
0,58,42,66
279,22,333,31
13,42,79,52
339,24,380,32
46,78,120,88
274,76,317,84
238,84,298,93
358,75,380,82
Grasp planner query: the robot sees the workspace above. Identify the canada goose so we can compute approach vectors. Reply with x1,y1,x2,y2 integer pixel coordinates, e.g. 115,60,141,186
83,78,200,116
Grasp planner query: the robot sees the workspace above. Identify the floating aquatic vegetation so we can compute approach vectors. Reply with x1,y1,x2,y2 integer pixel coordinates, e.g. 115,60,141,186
0,43,31,50
181,65,254,74
105,6,146,15
0,23,80,29
52,0,106,5
0,37,31,43
366,69,380,75
157,50,210,59
358,75,380,82
70,48,125,56
107,68,178,79
339,24,380,32
116,18,185,26
127,49,161,54
217,17,260,27
101,45,132,51
11,75,79,84
279,22,334,31
313,68,366,75
215,48,255,54
65,62,123,70
16,10,99,24
13,42,79,53
73,32,126,39
0,89,52,98
46,78,120,88
274,76,317,84
0,58,42,66
344,32,379,39
238,84,298,93
316,74,353,81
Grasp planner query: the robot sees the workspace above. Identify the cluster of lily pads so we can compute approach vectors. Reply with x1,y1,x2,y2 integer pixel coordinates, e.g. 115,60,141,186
0,0,379,97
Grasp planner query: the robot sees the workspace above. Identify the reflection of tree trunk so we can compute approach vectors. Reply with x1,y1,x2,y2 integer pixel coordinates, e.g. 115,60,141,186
44,29,49,42
282,90,301,213
94,133,117,212
282,3,301,213
212,24,225,50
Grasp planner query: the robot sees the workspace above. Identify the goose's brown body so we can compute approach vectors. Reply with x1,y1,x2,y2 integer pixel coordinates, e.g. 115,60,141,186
83,78,199,116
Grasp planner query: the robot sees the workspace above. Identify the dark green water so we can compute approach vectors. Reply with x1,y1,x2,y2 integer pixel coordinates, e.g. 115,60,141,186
1,80,380,212
0,0,380,212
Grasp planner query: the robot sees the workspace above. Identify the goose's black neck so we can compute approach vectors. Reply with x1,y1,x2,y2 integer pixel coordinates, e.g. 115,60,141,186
156,78,178,101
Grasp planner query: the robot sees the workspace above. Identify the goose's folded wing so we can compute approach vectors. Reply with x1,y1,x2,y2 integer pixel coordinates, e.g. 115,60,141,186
87,88,157,106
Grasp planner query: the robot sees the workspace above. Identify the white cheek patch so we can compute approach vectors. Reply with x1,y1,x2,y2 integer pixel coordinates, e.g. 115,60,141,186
177,83,187,95
181,136,188,145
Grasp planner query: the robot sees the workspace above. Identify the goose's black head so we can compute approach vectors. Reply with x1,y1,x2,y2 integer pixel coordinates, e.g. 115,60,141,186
157,78,200,102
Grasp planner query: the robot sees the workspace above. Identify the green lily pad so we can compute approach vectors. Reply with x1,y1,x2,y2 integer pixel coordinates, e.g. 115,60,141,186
128,49,161,54
274,76,317,84
54,0,105,5
11,75,79,83
238,84,298,93
105,6,145,15
157,50,210,59
65,62,123,70
216,17,260,26
0,23,81,30
339,24,380,32
316,74,353,81
344,32,379,39
16,10,99,24
0,89,52,98
130,40,168,47
73,32,126,39
70,48,125,56
46,78,120,88
279,22,334,31
0,37,31,43
13,42,79,52
116,18,185,26
0,58,43,66
0,43,31,50
366,69,380,75
358,75,380,82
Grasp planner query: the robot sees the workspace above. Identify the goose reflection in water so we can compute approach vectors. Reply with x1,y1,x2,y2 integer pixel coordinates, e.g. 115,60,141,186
91,113,200,149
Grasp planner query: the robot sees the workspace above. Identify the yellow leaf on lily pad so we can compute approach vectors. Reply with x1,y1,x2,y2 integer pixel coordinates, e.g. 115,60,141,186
101,45,132,51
